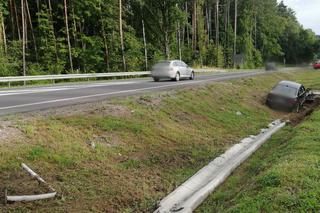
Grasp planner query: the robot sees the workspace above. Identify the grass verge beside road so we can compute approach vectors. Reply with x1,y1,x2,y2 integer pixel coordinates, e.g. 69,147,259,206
0,70,319,212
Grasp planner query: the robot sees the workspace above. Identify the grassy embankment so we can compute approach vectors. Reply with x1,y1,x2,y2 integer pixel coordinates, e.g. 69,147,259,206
0,70,319,212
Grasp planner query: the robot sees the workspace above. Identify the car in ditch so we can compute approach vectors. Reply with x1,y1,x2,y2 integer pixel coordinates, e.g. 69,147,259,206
313,60,320,69
151,60,195,82
266,81,313,112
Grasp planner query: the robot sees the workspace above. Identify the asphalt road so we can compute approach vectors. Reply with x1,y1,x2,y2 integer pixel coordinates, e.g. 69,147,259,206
0,70,277,116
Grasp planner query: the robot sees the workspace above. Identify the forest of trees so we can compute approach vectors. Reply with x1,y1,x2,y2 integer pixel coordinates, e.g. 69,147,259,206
0,0,319,76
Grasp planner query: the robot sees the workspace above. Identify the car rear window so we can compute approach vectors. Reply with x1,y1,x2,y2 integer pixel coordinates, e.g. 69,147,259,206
271,85,298,98
154,61,171,68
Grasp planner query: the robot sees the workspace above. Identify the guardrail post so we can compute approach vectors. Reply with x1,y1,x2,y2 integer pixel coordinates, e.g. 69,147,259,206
8,82,11,88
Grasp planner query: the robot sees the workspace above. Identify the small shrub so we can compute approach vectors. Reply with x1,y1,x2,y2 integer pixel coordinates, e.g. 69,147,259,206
258,171,281,187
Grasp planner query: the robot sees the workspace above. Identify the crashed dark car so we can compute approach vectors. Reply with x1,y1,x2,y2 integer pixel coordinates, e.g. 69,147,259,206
266,81,312,112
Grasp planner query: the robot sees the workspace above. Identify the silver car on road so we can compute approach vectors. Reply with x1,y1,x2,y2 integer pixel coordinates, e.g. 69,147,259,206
151,60,195,82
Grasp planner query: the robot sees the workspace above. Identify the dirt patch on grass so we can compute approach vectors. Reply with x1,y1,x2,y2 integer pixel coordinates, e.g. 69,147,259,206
288,99,320,126
92,132,123,148
0,122,25,145
136,94,167,108
10,101,134,122
93,104,133,117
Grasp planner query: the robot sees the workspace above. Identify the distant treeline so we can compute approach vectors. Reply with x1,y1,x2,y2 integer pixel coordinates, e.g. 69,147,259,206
0,0,319,76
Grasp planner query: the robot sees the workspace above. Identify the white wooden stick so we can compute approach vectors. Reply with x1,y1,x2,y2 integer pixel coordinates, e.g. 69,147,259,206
7,192,57,202
22,163,46,183
21,163,55,192
5,164,57,203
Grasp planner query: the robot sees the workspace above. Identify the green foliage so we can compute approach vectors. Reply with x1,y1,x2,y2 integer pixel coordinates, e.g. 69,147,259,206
206,43,224,67
0,41,22,76
98,117,145,134
0,0,319,76
258,171,281,187
27,146,47,161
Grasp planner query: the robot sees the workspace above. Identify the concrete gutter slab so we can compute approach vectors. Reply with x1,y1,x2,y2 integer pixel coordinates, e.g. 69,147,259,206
155,120,286,213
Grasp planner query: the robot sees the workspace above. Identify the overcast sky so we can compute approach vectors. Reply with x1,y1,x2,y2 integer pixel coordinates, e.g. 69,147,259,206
278,0,320,35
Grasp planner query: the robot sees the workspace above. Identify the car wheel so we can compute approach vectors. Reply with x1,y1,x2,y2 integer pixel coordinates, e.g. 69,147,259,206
175,72,180,82
153,77,160,82
189,72,195,80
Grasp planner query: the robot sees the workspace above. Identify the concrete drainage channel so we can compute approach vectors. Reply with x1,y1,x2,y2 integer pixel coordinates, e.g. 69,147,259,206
155,120,286,213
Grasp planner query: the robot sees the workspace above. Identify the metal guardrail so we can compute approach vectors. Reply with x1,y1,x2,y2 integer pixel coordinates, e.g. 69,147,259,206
0,71,151,83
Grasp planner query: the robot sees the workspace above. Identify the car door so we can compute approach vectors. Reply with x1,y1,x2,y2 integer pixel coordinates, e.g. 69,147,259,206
172,61,179,76
182,61,191,76
176,61,186,77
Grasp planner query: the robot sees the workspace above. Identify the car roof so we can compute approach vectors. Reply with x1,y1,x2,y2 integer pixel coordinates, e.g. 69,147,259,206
277,80,302,89
156,60,172,63
157,60,183,63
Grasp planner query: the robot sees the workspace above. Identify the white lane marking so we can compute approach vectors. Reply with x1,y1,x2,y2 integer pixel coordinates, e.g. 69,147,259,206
0,81,138,97
0,72,261,111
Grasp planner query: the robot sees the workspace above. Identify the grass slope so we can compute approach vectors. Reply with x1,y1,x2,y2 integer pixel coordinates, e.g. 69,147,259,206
197,107,320,212
0,70,319,212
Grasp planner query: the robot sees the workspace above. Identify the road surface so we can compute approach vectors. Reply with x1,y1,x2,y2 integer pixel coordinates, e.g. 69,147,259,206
0,70,280,116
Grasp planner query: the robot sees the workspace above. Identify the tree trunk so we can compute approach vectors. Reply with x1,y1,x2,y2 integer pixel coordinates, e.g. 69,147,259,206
36,0,40,27
64,0,74,72
178,22,182,60
205,3,210,42
164,29,170,59
142,20,148,70
21,0,27,81
192,0,197,51
185,2,190,46
25,0,38,62
224,0,230,66
227,0,230,44
71,1,77,46
1,13,7,54
48,0,59,63
0,9,7,54
119,0,126,71
9,0,16,40
14,0,21,40
71,0,80,70
254,14,257,48
99,3,110,72
215,0,220,67
215,0,219,46
233,0,238,67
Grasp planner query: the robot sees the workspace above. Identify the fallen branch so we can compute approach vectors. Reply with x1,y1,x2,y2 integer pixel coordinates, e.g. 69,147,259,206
6,192,57,202
21,163,55,192
4,163,56,204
